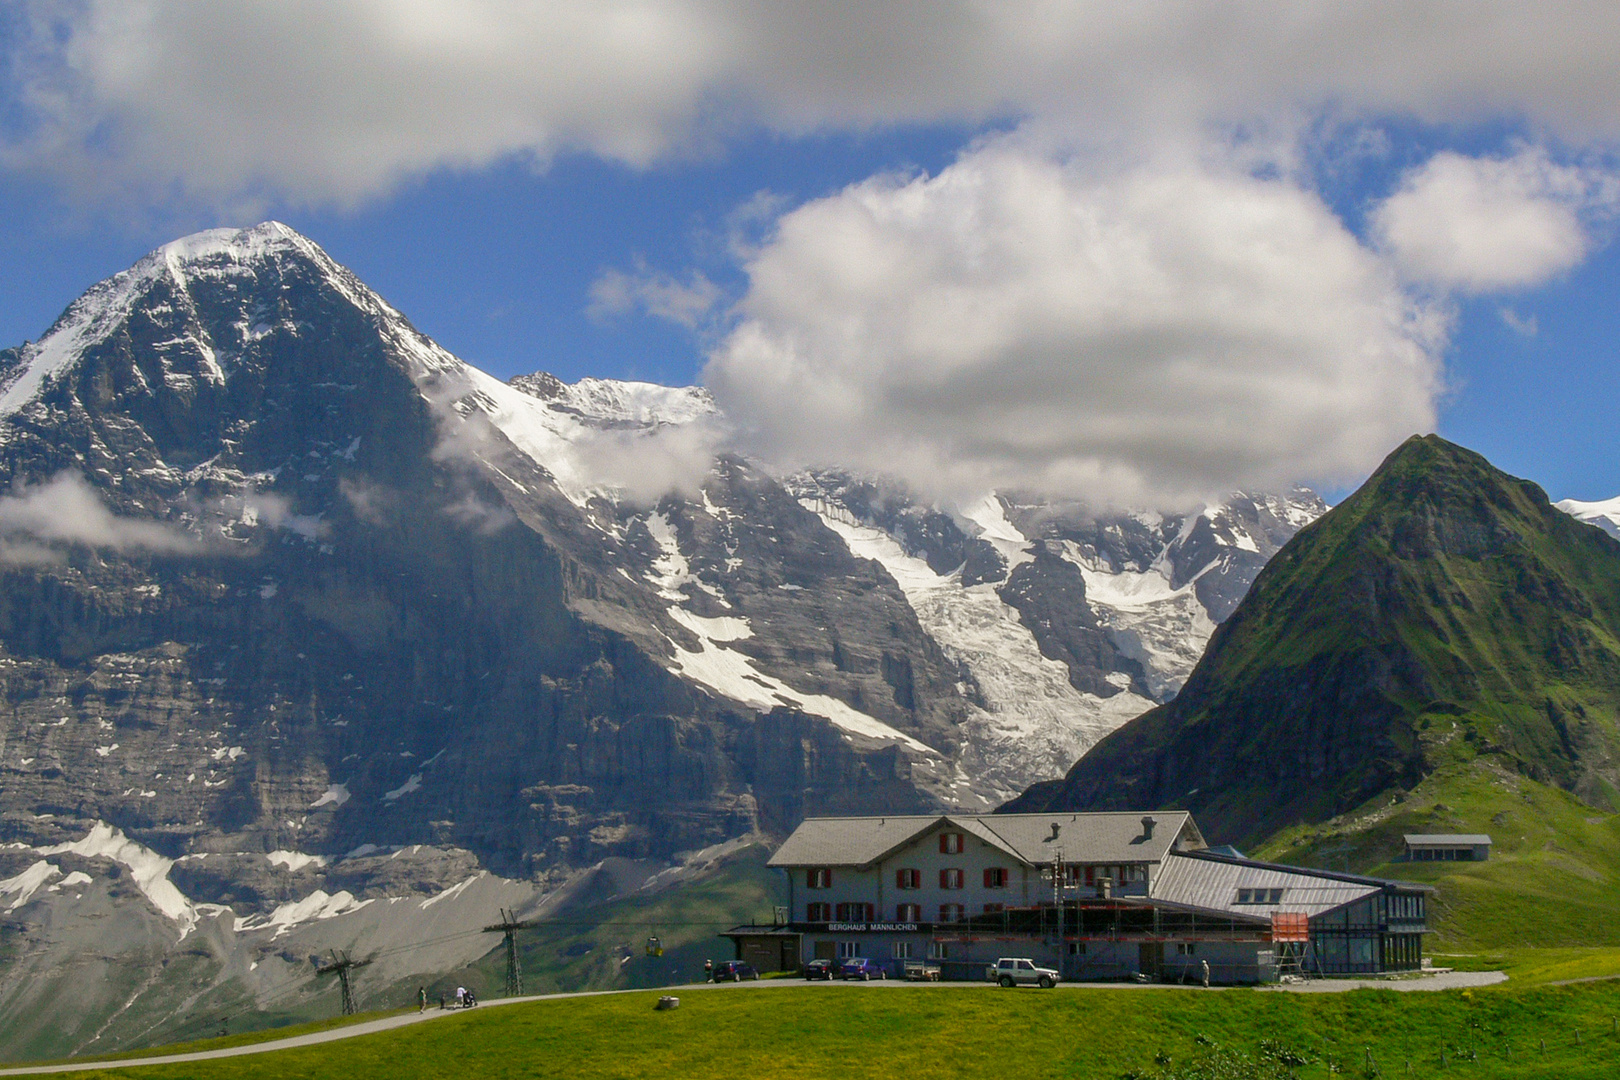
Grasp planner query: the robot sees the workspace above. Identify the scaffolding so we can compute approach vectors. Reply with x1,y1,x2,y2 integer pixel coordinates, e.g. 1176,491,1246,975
1271,912,1310,980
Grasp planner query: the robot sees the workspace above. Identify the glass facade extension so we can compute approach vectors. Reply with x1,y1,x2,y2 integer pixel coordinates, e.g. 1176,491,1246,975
1309,890,1427,974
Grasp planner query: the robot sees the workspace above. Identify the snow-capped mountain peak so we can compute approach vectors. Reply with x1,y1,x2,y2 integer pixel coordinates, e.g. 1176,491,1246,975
510,371,715,430
1557,495,1620,539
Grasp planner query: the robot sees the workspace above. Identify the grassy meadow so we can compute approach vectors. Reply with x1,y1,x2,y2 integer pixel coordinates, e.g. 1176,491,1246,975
13,978,1620,1080
1257,762,1620,955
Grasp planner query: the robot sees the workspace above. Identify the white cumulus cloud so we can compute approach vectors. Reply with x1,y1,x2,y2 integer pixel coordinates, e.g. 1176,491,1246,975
9,2,1620,206
1372,148,1618,292
588,260,723,329
705,139,1444,509
0,472,197,563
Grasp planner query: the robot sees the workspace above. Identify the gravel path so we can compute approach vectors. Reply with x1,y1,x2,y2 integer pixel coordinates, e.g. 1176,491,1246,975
1259,970,1509,993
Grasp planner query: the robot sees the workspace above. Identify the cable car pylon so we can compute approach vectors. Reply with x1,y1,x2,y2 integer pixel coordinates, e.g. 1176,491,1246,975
313,950,372,1015
482,907,536,997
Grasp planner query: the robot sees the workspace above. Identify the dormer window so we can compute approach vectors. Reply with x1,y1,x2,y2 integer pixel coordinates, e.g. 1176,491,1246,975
1236,887,1285,904
807,868,832,889
939,832,964,854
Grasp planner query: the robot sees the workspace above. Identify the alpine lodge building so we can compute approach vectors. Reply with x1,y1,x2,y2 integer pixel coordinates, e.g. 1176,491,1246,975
728,811,1431,984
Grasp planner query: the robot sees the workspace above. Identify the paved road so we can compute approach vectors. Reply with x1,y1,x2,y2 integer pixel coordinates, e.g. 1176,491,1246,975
0,969,1512,1075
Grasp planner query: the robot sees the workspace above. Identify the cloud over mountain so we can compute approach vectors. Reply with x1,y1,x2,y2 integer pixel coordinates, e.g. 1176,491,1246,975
0,472,197,563
9,2,1620,206
706,139,1442,508
8,2,1620,507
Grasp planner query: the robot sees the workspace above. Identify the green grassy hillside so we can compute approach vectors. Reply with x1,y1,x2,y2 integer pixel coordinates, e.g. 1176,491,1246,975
18,981,1620,1080
1012,435,1620,848
1257,763,1620,952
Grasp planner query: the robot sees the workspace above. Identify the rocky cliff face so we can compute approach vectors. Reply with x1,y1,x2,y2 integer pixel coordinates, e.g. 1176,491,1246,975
0,223,1320,1056
1007,435,1620,845
792,474,1322,793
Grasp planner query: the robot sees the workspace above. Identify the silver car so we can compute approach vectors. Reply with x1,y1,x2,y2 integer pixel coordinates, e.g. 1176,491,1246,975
987,957,1059,988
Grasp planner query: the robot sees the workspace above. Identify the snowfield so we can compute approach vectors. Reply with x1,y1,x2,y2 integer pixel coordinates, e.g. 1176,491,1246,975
810,503,1154,800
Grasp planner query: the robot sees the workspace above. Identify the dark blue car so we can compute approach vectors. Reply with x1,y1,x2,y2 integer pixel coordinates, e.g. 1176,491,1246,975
839,957,887,981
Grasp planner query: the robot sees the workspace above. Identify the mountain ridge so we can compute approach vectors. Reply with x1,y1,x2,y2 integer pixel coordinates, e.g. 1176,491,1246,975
1006,434,1620,844
0,222,1322,1055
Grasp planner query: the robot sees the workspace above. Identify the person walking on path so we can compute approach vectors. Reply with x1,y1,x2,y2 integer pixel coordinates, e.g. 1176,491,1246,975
1201,960,1210,988
417,986,427,1013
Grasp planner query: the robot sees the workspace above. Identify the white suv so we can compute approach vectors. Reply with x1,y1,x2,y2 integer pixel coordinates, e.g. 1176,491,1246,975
986,957,1059,988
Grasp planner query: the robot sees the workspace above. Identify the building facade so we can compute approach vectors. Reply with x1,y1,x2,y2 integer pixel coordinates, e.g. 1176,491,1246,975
739,812,1430,983
1403,834,1492,862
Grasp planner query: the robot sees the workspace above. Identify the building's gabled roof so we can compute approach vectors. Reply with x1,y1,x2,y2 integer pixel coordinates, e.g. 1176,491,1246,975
767,811,1197,869
1150,852,1382,920
1404,834,1492,846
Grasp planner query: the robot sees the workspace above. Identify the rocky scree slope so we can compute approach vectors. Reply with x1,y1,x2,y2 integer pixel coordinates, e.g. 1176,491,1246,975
1008,435,1620,847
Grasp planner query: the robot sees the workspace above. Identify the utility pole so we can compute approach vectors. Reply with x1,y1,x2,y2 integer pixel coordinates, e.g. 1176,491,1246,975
483,907,536,997
314,950,371,1016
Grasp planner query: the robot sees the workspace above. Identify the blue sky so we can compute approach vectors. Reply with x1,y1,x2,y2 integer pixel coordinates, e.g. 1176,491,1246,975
3,4,1618,508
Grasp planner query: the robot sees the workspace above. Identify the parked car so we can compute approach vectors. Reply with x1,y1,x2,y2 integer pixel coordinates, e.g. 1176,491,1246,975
986,957,1059,988
839,957,887,981
901,959,942,981
803,958,836,980
713,960,760,982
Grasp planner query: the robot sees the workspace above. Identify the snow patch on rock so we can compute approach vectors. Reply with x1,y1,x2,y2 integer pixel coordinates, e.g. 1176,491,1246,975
234,889,371,938
382,773,423,802
1,860,61,910
267,850,329,873
662,602,935,754
1060,541,1216,701
812,506,1152,797
310,783,350,809
38,823,197,936
419,872,486,910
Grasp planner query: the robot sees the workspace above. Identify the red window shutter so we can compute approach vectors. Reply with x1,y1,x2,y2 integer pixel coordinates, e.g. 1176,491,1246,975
983,868,992,888
866,904,875,921
939,868,949,888
939,834,947,854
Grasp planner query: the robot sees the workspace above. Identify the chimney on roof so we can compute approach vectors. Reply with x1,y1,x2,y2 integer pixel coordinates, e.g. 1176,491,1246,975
1047,822,1061,842
1141,816,1157,840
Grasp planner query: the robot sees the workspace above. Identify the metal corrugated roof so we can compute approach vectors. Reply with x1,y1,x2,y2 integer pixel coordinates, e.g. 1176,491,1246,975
1404,834,1492,846
767,811,1196,869
1151,852,1381,919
